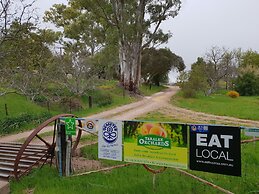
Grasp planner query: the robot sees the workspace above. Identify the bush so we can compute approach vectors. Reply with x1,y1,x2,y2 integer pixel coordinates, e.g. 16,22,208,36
95,93,113,107
34,95,48,103
182,87,197,98
226,91,240,98
60,98,82,112
235,73,259,96
181,83,197,98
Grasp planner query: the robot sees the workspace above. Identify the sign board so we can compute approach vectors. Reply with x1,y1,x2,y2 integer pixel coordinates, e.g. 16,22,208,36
244,128,259,137
82,119,98,132
124,121,188,169
98,119,123,161
189,125,241,176
65,117,76,136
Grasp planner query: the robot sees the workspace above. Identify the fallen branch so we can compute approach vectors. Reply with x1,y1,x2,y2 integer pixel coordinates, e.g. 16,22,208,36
71,163,134,177
241,137,259,144
174,168,234,194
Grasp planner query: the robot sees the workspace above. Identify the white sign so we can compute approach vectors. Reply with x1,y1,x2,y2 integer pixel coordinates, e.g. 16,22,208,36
82,119,97,132
244,128,259,137
98,119,123,161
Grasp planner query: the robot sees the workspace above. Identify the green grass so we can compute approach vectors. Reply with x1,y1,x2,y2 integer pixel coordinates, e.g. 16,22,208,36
10,142,259,194
137,112,181,123
139,84,167,96
172,91,259,121
0,93,49,119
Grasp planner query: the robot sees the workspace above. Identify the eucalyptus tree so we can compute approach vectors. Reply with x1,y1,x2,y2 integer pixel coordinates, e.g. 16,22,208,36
141,47,185,86
45,0,182,92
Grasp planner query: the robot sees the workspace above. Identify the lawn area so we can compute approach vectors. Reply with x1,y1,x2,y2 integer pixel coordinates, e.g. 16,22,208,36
172,91,259,121
0,93,48,119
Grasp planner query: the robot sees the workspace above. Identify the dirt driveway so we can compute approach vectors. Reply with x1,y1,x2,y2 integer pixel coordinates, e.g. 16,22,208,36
1,86,258,143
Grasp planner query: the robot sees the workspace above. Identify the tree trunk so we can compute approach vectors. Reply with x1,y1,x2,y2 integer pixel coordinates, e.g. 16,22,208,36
116,0,144,93
119,42,141,93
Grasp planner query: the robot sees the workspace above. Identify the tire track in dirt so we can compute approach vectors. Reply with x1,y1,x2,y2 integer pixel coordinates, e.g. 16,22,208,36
159,104,259,127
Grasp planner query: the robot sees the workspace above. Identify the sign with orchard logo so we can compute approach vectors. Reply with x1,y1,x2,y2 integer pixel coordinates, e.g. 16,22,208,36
124,121,188,169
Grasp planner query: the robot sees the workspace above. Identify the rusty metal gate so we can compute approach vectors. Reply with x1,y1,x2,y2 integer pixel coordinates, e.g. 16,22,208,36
0,114,82,181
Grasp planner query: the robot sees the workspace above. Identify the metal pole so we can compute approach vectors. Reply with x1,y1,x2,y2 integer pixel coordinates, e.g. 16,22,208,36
57,121,62,176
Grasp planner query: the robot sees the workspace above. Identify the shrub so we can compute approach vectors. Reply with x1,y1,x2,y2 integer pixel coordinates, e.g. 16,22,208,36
235,73,259,96
60,98,82,112
226,91,240,98
95,93,113,107
34,95,48,103
181,83,197,98
182,87,197,98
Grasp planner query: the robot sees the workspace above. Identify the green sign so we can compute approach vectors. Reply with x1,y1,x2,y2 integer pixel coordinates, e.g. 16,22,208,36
137,135,171,149
65,117,76,135
124,121,188,169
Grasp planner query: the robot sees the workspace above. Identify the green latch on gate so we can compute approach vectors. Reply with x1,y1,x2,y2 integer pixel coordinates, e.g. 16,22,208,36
65,117,76,135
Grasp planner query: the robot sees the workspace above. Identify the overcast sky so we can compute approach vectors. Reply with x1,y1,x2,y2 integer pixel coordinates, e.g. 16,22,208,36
35,0,259,81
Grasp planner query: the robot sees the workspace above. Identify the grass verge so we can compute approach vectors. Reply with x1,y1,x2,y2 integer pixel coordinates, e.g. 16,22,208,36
172,91,259,121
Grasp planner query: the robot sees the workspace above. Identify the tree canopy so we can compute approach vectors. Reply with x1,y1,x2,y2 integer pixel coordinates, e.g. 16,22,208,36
44,0,182,92
141,48,185,86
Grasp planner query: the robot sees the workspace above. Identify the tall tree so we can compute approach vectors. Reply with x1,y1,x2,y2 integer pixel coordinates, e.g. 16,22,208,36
0,22,60,99
205,46,238,93
141,48,185,86
53,43,98,96
180,57,209,97
0,0,37,48
45,0,182,92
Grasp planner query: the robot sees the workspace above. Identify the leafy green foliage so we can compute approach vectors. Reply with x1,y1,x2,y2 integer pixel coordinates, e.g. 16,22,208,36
44,0,182,92
141,48,185,86
0,21,60,100
235,72,259,96
181,57,209,98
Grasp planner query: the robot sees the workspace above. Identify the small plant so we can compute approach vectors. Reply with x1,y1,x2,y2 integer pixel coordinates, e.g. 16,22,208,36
227,91,240,98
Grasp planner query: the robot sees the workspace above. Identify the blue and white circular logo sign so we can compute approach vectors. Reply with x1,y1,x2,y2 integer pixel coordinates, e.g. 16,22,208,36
102,122,118,143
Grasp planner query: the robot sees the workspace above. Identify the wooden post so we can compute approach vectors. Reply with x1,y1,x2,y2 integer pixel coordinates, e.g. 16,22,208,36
88,96,92,108
69,99,72,113
4,104,8,116
47,101,50,112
